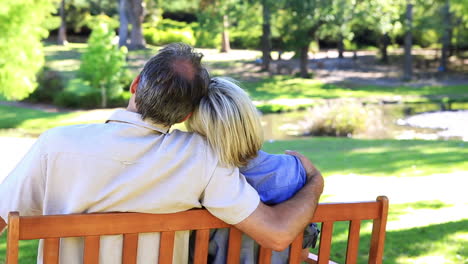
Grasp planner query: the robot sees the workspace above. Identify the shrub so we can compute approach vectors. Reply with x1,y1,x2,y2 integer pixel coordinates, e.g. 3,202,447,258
303,102,383,137
143,19,196,46
26,69,64,103
54,79,100,109
79,19,127,108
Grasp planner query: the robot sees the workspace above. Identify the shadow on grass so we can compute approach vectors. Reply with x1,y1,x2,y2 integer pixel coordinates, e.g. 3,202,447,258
0,232,38,264
262,137,468,176
243,75,468,102
309,218,467,264
0,105,66,129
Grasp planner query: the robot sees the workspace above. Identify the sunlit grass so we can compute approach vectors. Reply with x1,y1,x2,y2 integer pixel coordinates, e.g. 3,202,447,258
262,138,468,177
0,105,114,134
0,134,467,263
243,75,468,101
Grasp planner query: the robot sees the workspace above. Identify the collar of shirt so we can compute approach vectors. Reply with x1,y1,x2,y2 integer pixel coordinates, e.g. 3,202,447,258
106,109,170,134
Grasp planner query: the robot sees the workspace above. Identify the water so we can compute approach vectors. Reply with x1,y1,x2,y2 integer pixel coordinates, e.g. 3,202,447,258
260,103,468,141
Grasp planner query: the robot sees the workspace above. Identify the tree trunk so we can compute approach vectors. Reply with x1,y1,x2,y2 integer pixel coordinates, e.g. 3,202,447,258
221,15,231,53
57,0,67,45
261,0,272,71
380,33,390,63
101,85,107,108
439,0,451,72
403,3,413,81
118,0,129,47
338,34,344,59
128,0,146,50
299,43,310,78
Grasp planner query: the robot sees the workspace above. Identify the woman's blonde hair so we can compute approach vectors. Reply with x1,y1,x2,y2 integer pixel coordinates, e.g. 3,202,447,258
186,77,263,167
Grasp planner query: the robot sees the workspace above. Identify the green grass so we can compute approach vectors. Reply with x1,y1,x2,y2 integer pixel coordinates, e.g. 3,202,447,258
0,105,113,136
245,76,468,100
262,137,468,177
0,134,467,263
41,43,468,113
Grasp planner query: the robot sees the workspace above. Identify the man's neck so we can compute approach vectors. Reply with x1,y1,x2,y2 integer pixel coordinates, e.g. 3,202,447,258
127,95,138,113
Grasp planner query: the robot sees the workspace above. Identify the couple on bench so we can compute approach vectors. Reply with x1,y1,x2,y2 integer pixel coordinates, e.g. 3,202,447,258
0,43,324,263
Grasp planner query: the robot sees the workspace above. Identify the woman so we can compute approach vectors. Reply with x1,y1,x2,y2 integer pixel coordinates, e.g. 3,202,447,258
187,77,318,263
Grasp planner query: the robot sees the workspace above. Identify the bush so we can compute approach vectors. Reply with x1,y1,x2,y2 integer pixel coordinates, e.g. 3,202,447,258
79,19,127,108
143,19,196,46
54,79,99,109
303,102,383,137
54,79,131,109
26,69,64,103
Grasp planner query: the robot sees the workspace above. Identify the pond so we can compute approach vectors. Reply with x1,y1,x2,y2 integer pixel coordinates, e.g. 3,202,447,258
260,102,468,142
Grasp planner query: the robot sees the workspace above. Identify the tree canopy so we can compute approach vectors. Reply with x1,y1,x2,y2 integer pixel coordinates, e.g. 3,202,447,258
0,0,55,100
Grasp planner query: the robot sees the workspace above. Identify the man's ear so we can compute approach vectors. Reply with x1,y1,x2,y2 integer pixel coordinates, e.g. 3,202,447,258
130,75,141,94
179,112,192,123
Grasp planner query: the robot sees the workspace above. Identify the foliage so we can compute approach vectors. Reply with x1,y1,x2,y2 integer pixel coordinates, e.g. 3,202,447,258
79,20,127,108
302,102,383,137
0,0,55,100
53,79,99,108
143,19,196,46
196,0,262,49
25,69,64,103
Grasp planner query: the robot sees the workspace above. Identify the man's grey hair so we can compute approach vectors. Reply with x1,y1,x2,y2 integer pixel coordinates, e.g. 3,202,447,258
135,43,210,126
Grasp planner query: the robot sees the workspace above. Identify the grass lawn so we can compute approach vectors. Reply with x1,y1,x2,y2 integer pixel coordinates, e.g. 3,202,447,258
0,105,115,136
0,131,467,263
41,43,468,113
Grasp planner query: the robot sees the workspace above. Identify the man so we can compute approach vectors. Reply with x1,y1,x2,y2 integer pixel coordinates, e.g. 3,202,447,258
0,43,323,263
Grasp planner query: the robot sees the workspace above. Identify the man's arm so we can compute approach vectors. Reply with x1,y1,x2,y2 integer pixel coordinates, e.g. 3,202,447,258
234,151,323,251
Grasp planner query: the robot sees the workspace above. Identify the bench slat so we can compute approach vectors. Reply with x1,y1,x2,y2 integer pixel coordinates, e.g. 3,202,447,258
193,229,210,264
122,233,138,264
6,212,20,264
311,202,380,222
258,246,272,263
346,220,361,264
6,197,389,264
226,228,242,264
18,210,230,240
158,231,175,264
44,238,60,264
289,233,305,264
83,235,100,264
368,196,389,264
317,221,333,264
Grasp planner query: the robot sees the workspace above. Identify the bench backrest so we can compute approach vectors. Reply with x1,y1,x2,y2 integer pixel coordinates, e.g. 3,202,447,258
6,196,388,264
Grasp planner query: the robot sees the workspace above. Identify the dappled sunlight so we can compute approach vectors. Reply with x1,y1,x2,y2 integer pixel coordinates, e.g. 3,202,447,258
322,172,468,204
46,59,81,72
263,138,468,176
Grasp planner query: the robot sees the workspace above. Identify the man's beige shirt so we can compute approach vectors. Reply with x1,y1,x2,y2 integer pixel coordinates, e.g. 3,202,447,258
0,109,260,263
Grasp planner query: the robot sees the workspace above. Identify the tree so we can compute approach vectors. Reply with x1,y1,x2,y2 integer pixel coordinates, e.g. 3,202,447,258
280,0,332,78
403,1,413,80
80,20,127,108
361,0,405,63
260,0,272,70
221,14,231,52
199,0,240,52
127,0,146,50
118,0,129,47
439,0,452,72
118,0,146,49
58,0,68,45
0,0,55,100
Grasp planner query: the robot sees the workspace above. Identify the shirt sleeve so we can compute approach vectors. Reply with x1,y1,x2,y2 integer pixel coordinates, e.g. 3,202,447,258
200,163,260,225
240,151,307,205
0,134,47,224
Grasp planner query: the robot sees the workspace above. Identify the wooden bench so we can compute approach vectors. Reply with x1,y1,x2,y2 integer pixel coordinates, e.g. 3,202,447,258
5,196,388,264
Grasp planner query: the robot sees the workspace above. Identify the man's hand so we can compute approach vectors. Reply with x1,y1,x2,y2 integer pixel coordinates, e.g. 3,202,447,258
285,150,324,193
234,150,324,251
